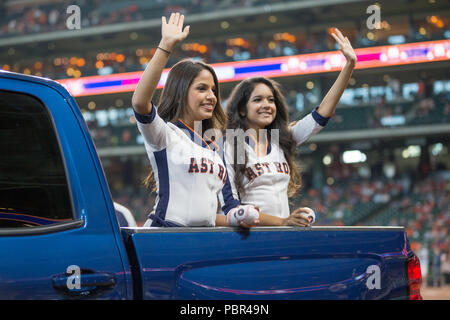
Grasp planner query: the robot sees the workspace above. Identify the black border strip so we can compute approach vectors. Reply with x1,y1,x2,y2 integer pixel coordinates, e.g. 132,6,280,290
0,219,84,237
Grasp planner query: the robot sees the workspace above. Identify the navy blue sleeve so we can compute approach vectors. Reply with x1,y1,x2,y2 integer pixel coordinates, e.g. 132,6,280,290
311,106,330,126
221,177,241,215
133,102,157,124
220,143,241,215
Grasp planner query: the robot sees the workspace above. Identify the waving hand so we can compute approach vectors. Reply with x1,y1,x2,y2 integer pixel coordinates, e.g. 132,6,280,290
132,12,190,115
160,13,190,51
331,28,357,64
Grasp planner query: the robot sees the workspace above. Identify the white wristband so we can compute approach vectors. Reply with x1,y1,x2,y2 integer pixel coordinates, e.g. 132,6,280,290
227,205,259,227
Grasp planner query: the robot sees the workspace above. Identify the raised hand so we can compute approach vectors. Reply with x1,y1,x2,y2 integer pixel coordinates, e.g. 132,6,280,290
132,12,190,114
160,12,190,51
331,28,357,65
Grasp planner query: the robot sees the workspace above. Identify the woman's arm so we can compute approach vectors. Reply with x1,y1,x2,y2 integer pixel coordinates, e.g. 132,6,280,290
316,28,357,118
216,209,311,227
131,13,190,115
215,214,229,226
289,112,326,145
289,29,356,145
257,211,311,227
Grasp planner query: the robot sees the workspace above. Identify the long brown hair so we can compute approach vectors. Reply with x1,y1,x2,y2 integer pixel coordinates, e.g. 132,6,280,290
225,77,302,198
144,59,226,189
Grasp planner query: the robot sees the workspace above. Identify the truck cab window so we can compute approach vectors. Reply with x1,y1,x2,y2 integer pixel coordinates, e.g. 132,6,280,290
0,90,73,229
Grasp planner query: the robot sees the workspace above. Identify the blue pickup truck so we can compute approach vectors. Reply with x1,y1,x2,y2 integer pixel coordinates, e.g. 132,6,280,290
0,70,423,300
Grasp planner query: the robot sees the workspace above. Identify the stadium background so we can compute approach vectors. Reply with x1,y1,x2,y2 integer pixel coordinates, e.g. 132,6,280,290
1,0,448,298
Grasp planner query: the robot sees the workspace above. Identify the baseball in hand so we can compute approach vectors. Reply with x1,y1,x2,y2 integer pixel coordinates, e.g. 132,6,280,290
303,207,316,224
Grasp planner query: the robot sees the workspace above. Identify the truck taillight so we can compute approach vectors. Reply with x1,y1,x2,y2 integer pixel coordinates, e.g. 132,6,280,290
407,255,422,300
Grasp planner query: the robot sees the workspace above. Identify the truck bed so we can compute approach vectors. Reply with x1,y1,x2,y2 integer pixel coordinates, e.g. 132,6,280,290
122,226,411,300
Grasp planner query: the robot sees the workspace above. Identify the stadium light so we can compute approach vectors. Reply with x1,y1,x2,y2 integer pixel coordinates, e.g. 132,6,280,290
431,143,444,156
342,150,367,164
322,154,333,166
401,145,421,159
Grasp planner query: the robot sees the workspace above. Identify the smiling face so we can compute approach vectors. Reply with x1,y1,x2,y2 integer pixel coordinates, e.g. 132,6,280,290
244,83,277,131
182,69,217,127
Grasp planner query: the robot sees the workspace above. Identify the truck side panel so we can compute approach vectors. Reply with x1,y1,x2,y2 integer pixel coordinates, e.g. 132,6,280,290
125,227,410,300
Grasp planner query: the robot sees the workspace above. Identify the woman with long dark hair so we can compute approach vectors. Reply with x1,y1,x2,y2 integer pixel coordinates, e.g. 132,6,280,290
223,28,357,223
132,13,257,227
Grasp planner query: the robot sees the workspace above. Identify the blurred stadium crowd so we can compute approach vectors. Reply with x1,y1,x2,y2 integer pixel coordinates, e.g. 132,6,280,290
1,0,300,37
1,0,449,287
82,82,450,147
1,0,448,79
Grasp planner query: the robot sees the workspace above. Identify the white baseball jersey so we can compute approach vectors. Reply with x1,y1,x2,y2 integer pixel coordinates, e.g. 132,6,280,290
221,108,329,219
135,105,239,227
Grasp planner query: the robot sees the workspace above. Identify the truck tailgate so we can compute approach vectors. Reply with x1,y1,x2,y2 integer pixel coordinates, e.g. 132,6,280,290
122,226,410,300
